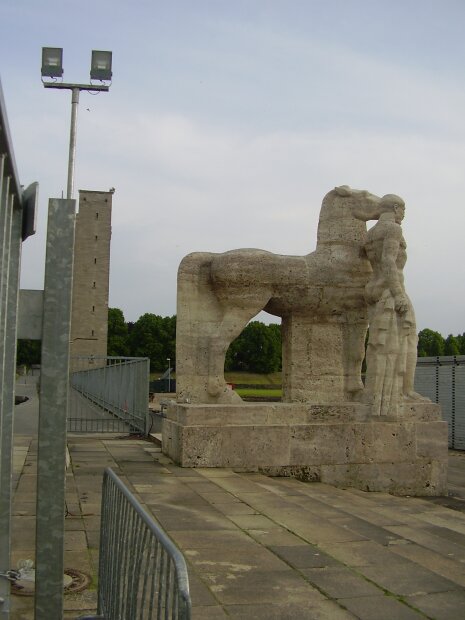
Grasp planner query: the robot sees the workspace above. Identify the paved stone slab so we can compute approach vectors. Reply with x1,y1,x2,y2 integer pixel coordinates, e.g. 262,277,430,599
405,590,465,620
247,528,308,547
64,516,86,531
227,514,283,530
190,606,229,619
301,566,382,599
196,468,241,478
388,541,465,587
359,560,460,596
139,489,212,506
201,569,327,605
194,491,242,504
63,550,93,574
184,542,290,574
269,545,341,568
318,539,405,567
187,572,219,606
323,514,403,545
224,600,354,619
211,477,271,494
173,529,252,550
421,524,465,547
337,594,425,619
213,502,259,516
63,530,87,550
385,524,465,561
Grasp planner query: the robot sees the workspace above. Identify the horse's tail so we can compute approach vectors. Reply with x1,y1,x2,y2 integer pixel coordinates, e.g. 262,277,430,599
176,252,221,402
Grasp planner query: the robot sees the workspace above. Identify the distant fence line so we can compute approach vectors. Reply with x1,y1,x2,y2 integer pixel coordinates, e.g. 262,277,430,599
150,379,176,394
414,355,465,450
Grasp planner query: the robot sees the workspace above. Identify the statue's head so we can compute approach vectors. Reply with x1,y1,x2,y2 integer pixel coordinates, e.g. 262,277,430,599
380,194,405,223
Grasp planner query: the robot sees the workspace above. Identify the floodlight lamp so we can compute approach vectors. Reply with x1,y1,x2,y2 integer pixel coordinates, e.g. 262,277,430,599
41,47,63,79
90,50,112,81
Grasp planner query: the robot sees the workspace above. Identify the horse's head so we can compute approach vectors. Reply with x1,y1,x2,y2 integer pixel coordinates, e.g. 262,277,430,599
317,186,404,247
332,186,404,221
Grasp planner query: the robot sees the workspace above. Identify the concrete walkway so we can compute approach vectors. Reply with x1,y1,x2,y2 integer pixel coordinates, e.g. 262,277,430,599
10,434,465,619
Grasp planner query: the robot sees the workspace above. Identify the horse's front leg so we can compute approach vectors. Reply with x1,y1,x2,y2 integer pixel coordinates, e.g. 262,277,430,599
207,303,268,403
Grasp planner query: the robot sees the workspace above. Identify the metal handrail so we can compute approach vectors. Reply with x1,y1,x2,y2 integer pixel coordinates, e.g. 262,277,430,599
94,468,191,619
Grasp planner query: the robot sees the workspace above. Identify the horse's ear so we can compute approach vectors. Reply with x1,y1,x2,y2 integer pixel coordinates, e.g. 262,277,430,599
334,185,351,197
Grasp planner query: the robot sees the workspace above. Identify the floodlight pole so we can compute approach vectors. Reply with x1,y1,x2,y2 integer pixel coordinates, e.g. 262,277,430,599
43,82,109,198
67,88,79,199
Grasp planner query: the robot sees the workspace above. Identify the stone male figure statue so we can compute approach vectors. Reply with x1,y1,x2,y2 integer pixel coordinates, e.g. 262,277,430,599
363,194,425,416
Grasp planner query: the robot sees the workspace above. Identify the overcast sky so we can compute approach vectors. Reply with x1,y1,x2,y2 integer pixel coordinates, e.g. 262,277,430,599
1,0,464,335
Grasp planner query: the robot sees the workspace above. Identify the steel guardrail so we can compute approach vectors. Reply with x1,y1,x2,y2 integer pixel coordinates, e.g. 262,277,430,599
92,467,191,619
69,356,150,434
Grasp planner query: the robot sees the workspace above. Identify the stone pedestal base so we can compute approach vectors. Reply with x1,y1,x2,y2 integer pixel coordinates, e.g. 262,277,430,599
162,402,448,496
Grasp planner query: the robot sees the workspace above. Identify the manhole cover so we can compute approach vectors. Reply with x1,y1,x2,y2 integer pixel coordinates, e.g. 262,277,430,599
12,568,91,596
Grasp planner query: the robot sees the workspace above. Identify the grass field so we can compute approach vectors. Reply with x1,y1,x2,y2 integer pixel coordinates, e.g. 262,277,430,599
235,387,282,399
224,371,282,385
152,371,282,384
151,371,283,401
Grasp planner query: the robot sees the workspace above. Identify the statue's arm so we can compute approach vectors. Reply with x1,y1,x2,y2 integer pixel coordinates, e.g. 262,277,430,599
380,226,408,314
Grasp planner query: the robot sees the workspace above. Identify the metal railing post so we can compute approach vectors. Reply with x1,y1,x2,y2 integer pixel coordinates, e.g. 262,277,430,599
0,192,22,620
144,357,150,435
35,198,76,620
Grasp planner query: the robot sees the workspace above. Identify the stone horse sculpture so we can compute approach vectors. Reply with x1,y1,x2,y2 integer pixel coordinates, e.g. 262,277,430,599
176,186,403,404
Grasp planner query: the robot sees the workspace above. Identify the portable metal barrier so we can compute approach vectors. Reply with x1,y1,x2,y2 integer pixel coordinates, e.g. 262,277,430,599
79,468,191,620
69,356,150,434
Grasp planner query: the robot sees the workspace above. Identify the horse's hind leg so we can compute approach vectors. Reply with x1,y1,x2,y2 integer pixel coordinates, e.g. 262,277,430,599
176,252,223,404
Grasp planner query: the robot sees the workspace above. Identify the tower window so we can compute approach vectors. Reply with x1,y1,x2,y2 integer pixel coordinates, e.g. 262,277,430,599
96,212,99,219
92,281,96,288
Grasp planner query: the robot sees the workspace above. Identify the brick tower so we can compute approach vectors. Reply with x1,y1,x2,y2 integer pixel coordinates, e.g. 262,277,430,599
70,189,113,365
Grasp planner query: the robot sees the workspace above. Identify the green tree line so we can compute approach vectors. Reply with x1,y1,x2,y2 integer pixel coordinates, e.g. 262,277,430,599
417,329,465,357
107,310,281,373
16,309,465,372
107,309,176,372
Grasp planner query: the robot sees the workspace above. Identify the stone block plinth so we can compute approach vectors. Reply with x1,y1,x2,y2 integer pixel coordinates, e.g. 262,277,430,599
162,402,448,496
